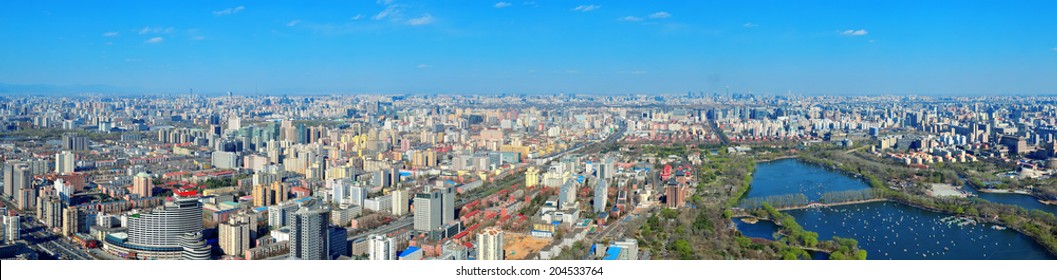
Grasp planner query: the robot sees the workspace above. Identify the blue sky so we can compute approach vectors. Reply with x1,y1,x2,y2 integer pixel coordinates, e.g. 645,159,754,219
1,0,1055,96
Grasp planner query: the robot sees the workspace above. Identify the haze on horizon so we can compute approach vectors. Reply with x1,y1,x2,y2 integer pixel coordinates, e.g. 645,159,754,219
1,0,1055,96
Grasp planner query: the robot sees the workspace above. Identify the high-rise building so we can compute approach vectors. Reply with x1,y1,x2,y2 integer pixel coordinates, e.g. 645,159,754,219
4,215,20,242
525,167,540,187
253,181,288,207
55,151,76,175
328,227,348,260
17,174,37,212
62,206,80,237
476,227,504,260
368,234,396,260
666,184,686,209
593,179,608,213
349,185,367,206
267,201,300,229
61,134,88,151
132,172,153,198
441,186,455,224
8,164,33,209
219,219,252,257
3,162,20,198
290,202,330,260
413,190,442,232
391,189,408,216
37,195,63,229
126,195,204,248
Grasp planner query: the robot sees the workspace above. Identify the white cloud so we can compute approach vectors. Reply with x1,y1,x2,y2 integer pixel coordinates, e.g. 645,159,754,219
407,14,433,26
374,4,404,20
743,22,758,28
212,6,245,16
192,36,205,41
144,37,164,44
418,64,431,68
572,5,600,12
287,20,301,27
351,14,363,20
102,31,119,37
136,26,175,35
495,2,511,8
648,11,670,19
840,29,868,36
619,16,643,22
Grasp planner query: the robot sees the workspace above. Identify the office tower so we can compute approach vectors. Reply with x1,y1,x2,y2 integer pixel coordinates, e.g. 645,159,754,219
368,234,396,260
180,232,212,260
441,186,455,224
413,190,442,232
290,202,330,260
132,172,153,197
7,164,31,206
3,215,19,242
126,195,204,248
391,189,408,216
476,227,504,260
62,206,80,237
593,179,608,213
328,227,348,260
219,219,252,257
61,134,88,151
55,151,75,175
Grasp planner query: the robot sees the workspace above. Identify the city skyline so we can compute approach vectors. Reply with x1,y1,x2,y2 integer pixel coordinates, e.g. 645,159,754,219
2,0,1056,96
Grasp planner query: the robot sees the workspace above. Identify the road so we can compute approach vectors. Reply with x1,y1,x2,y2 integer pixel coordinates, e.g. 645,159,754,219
21,217,94,260
707,118,731,145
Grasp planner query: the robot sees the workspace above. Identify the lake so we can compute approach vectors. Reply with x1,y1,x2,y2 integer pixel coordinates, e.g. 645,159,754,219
737,159,1056,260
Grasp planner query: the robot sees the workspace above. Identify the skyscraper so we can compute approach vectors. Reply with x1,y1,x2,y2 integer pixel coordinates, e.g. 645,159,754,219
55,150,75,175
413,190,442,232
368,234,397,260
477,227,504,260
290,202,330,260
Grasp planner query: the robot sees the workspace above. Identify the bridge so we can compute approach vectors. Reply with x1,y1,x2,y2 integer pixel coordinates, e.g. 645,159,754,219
771,198,889,211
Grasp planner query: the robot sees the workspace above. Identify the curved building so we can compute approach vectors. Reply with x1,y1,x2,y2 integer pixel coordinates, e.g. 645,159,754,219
180,232,212,260
103,195,204,260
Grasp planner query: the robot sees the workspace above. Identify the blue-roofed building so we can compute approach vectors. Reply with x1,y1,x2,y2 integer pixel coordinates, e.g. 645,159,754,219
398,246,423,260
603,247,622,260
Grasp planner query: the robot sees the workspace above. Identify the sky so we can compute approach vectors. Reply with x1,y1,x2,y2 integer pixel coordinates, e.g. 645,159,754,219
1,0,1056,96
